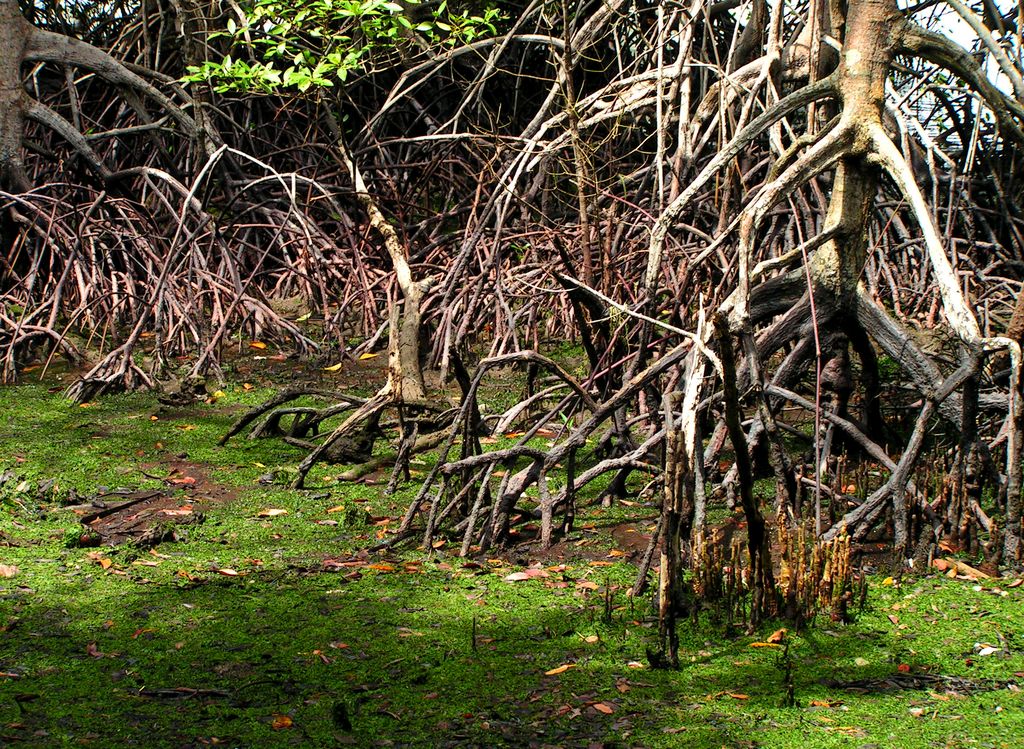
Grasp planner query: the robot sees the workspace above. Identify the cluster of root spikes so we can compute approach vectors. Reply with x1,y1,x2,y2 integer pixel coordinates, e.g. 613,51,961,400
685,522,861,633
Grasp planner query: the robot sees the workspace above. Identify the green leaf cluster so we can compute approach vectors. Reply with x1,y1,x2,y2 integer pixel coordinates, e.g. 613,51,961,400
183,0,504,93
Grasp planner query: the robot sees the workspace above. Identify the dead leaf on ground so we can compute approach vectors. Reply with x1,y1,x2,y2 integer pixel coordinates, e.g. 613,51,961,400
249,341,268,350
86,552,112,570
86,642,104,658
504,568,548,582
215,568,241,577
257,508,288,517
159,507,193,517
545,664,576,676
592,702,614,714
767,628,787,643
0,565,17,578
271,714,292,730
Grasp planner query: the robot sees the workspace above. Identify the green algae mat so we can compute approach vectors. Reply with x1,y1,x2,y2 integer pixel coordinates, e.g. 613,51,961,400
1,384,1023,748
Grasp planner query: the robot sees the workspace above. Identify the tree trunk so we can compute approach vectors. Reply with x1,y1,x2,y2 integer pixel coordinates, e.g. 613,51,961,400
0,0,31,191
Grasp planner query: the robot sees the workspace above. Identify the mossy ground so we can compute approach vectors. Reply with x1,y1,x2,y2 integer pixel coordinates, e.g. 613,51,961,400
1,381,1023,748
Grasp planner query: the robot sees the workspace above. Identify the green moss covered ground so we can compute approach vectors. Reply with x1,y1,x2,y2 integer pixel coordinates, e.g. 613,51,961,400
1,383,1023,748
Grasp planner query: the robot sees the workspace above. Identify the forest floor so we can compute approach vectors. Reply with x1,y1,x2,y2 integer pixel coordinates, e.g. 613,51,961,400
1,350,1023,748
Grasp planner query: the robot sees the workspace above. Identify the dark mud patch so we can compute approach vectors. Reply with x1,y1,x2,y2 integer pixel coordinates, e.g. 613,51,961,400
67,462,239,545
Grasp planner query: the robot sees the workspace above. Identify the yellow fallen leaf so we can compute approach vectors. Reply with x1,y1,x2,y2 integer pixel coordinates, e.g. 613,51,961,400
213,390,226,398
243,382,253,390
749,642,781,648
271,714,292,730
296,312,312,322
87,553,112,570
257,508,288,517
882,576,895,586
358,352,379,360
545,664,575,676
249,341,267,350
322,363,343,372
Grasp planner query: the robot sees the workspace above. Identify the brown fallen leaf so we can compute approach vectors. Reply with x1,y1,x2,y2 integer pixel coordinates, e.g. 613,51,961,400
592,702,614,714
249,341,268,350
504,568,548,582
368,563,396,572
86,642,104,658
169,476,196,486
271,714,292,730
158,508,193,517
257,508,288,517
0,564,17,578
545,664,576,676
86,552,112,570
727,693,749,700
888,614,900,625
216,568,240,577
766,628,787,643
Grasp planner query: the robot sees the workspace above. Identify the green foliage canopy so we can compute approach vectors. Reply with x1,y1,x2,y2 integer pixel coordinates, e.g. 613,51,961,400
184,0,504,92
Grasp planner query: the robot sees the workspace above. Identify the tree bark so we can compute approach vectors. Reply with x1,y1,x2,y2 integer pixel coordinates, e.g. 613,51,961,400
0,0,32,191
